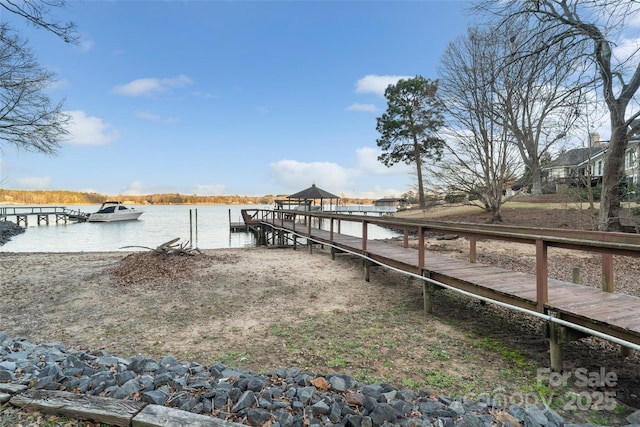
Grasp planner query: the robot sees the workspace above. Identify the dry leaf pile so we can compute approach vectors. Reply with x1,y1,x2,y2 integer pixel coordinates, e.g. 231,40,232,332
109,252,202,287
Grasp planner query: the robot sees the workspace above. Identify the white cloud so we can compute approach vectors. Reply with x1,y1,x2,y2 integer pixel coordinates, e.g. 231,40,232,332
192,91,219,99
15,176,51,189
120,181,147,196
269,160,358,192
113,75,193,97
136,111,181,123
613,36,640,63
65,110,119,146
347,103,377,112
78,36,94,52
356,147,413,175
355,74,412,96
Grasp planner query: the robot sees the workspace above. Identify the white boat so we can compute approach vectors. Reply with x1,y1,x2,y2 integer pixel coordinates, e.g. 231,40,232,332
87,201,143,222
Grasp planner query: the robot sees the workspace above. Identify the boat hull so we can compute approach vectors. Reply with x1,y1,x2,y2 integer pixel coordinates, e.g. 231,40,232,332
87,212,143,222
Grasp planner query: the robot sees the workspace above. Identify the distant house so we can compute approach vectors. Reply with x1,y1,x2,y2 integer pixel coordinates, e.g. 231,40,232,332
373,198,410,210
543,129,640,191
543,145,607,189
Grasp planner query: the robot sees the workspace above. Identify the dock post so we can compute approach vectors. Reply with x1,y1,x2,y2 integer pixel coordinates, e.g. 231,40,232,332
572,267,581,284
422,272,435,313
602,254,614,293
293,235,297,250
548,310,563,372
469,237,477,263
364,257,370,282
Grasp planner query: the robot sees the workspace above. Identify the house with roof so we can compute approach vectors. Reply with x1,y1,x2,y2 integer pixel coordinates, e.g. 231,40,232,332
543,144,607,190
543,130,640,192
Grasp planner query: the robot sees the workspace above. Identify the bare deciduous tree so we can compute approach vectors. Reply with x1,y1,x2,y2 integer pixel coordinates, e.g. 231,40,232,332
0,0,77,155
0,0,77,43
496,21,586,195
477,0,640,231
0,24,70,154
435,27,522,223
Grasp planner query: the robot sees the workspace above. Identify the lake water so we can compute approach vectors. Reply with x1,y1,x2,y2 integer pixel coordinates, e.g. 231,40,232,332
0,204,401,253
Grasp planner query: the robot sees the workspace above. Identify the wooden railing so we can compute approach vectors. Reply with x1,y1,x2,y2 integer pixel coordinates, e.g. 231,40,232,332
243,208,640,313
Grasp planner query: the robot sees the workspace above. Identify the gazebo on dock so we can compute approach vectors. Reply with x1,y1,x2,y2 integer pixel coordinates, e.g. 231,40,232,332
276,184,341,211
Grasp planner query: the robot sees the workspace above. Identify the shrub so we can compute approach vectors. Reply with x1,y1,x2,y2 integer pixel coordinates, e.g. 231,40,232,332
444,194,466,204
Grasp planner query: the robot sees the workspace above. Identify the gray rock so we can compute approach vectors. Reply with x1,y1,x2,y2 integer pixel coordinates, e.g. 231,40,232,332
329,375,347,392
297,386,316,405
628,411,640,425
0,361,16,371
141,389,167,405
0,370,13,382
369,403,398,426
524,405,548,426
233,390,256,412
449,400,465,416
111,378,140,399
247,408,271,426
311,400,330,416
419,399,445,414
462,413,485,427
541,403,564,425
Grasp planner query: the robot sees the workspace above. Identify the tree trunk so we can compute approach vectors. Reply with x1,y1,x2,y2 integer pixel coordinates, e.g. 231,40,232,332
414,138,426,208
530,163,543,196
598,118,628,231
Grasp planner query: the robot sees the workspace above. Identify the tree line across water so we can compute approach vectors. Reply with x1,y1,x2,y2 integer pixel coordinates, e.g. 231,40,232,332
0,189,375,206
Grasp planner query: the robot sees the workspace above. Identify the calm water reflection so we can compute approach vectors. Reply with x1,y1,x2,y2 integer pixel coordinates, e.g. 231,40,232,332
1,205,400,252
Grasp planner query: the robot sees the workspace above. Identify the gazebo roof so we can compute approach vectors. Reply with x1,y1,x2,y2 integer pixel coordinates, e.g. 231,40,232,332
287,184,340,200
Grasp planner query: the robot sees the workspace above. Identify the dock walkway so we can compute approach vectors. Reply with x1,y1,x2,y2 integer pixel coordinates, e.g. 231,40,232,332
244,209,640,370
0,206,89,225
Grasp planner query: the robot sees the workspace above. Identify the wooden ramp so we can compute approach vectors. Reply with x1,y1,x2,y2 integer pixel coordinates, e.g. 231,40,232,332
254,213,640,368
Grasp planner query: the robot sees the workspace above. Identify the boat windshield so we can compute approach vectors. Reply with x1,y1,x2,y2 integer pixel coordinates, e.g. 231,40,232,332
96,206,116,214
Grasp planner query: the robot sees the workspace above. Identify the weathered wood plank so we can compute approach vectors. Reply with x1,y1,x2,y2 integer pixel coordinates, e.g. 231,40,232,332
133,404,245,427
10,390,145,427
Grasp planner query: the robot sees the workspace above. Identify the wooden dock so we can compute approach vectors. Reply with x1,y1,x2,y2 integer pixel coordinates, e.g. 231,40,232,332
241,208,640,370
0,206,89,225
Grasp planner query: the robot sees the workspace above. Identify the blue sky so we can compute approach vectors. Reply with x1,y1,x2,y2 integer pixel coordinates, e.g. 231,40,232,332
0,1,474,198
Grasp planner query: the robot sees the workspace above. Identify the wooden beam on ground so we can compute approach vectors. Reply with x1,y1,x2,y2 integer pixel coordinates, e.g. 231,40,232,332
10,390,145,427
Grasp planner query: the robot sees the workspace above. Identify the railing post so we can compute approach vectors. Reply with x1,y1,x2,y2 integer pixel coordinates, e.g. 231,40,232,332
292,213,296,232
418,226,425,272
403,228,409,248
469,236,477,264
535,238,548,312
362,220,368,252
330,218,334,241
602,254,614,292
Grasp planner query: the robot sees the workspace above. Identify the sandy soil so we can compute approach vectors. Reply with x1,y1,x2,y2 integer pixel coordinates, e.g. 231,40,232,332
0,248,376,363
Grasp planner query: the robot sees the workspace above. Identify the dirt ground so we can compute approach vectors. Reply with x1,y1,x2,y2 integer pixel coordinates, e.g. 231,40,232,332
1,204,640,426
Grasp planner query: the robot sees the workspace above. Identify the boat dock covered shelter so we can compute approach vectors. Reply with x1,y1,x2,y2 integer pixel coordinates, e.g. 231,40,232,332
275,184,340,211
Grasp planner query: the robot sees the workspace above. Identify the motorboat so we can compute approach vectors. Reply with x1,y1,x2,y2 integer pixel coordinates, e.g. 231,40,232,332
87,201,143,222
